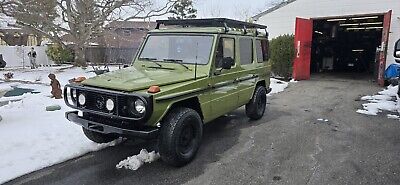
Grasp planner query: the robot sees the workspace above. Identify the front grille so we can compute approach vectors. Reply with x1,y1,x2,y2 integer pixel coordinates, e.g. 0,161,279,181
77,90,119,115
65,84,153,122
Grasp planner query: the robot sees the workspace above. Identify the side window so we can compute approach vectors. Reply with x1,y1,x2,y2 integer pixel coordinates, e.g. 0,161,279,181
216,37,235,68
256,39,269,63
239,38,253,65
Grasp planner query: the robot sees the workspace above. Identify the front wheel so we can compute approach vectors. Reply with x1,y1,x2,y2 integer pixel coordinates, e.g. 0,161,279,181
245,86,267,120
158,107,203,167
82,127,119,144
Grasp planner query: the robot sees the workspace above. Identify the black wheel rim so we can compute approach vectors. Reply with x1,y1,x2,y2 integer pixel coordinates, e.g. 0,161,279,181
178,122,196,155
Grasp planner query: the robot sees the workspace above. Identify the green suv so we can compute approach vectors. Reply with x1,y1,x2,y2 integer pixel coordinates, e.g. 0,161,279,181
64,18,271,167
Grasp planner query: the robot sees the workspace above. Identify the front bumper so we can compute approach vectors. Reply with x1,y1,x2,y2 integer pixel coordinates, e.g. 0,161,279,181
65,111,159,139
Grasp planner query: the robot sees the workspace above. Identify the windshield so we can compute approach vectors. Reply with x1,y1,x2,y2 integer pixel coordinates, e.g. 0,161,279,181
139,35,214,65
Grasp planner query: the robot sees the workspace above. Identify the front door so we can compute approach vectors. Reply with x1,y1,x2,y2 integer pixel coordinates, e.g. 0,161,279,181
293,17,313,80
378,10,392,86
209,36,240,120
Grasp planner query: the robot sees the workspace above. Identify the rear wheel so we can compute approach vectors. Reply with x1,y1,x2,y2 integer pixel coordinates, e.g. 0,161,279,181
245,86,267,120
158,107,203,167
82,127,118,144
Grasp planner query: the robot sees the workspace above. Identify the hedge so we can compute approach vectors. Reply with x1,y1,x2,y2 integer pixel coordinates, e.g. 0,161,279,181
269,34,295,80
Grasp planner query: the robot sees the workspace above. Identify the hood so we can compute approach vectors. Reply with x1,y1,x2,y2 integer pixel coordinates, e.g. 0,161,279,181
82,66,206,92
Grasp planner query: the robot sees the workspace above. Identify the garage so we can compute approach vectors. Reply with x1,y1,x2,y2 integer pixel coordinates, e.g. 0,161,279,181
252,0,399,86
311,15,383,76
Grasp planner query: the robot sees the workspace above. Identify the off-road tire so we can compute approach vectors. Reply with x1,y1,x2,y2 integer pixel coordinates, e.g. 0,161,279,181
158,107,203,167
82,127,118,144
246,86,267,120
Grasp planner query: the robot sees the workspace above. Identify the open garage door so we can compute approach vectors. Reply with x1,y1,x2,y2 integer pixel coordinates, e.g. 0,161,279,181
293,17,313,80
378,10,392,86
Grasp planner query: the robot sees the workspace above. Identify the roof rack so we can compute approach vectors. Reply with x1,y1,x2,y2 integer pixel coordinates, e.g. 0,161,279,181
155,18,268,31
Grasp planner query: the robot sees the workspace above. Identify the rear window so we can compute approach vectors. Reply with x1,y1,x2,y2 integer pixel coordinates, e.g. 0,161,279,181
256,39,269,63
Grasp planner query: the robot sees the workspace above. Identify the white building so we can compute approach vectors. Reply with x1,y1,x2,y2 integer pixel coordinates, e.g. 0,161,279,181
253,0,399,85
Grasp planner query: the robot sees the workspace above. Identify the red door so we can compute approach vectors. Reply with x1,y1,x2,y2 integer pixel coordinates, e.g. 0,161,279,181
378,10,392,86
293,17,313,80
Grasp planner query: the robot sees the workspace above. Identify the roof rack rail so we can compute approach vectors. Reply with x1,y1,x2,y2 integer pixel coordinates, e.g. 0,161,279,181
155,18,268,31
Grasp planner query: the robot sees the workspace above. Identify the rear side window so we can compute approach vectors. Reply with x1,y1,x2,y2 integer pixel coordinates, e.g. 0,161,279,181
239,38,253,65
256,40,269,63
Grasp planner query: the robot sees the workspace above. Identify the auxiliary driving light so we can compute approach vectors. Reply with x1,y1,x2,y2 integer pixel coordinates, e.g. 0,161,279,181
106,99,115,111
78,94,86,105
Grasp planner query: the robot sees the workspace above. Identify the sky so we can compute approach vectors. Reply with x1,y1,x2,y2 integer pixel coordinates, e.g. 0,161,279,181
194,0,276,20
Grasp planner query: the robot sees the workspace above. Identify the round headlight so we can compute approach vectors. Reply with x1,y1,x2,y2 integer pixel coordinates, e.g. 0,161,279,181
106,99,115,111
78,94,86,105
134,99,146,114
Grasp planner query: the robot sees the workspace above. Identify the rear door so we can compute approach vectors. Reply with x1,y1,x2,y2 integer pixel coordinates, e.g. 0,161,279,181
293,17,313,80
378,10,392,86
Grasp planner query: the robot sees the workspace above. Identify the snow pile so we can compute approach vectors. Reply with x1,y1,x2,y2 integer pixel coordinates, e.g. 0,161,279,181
0,83,13,92
268,78,289,95
356,85,399,116
116,149,160,171
387,114,400,120
0,85,121,184
0,83,13,97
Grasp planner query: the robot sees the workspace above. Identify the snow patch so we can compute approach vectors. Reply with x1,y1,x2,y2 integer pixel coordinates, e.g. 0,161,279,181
357,85,399,117
0,83,13,92
0,66,124,183
268,78,289,95
116,149,160,171
387,114,400,120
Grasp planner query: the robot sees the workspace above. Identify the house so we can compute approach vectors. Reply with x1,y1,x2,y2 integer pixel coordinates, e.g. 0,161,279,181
85,21,156,64
253,0,399,86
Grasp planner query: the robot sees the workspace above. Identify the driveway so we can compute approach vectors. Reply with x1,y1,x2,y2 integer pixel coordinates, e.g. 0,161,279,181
6,75,400,185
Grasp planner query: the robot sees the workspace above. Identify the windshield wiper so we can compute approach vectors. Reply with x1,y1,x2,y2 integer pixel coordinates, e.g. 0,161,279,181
163,59,190,70
140,57,163,68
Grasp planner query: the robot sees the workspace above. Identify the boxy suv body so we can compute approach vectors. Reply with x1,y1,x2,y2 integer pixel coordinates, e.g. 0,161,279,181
64,18,271,166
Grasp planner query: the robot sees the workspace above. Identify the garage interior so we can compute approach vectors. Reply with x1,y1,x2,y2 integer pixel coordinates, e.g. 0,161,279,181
310,15,384,78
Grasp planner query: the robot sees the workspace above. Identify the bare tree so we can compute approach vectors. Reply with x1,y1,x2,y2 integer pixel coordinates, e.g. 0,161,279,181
0,0,178,66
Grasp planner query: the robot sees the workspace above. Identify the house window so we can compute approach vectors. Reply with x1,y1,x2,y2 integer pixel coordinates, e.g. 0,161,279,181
123,29,131,36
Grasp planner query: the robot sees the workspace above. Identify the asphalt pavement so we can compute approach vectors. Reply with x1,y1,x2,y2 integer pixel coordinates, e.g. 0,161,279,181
6,74,400,185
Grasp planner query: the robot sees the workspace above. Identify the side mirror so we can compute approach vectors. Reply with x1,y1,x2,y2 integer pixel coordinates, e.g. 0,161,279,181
221,57,235,70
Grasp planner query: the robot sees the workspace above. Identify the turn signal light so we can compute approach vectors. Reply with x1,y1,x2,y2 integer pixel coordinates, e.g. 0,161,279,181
74,76,86,83
148,86,161,93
